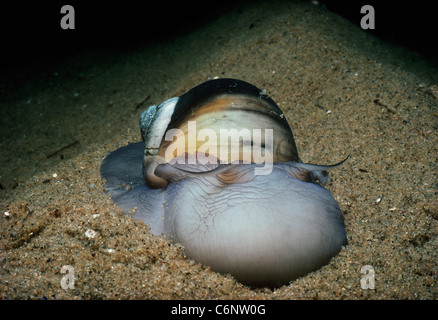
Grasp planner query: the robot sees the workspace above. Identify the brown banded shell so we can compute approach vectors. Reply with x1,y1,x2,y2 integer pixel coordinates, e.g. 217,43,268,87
140,78,300,188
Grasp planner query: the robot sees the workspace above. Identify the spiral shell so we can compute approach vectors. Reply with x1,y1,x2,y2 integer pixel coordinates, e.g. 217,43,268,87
139,78,300,188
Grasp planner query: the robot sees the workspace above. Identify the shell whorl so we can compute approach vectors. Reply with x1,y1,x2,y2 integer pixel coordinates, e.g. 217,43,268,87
140,78,300,188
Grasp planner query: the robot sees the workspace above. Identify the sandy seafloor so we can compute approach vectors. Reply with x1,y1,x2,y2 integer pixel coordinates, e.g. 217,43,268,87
1,0,437,299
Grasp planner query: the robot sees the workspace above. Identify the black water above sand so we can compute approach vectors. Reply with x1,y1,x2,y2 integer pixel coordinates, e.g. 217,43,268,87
1,1,437,299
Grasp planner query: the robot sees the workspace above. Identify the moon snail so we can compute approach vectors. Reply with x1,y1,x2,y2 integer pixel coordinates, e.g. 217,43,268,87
100,78,348,288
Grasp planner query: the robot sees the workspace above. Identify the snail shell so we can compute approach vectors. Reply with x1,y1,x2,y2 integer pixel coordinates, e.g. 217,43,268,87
100,78,348,288
140,79,300,188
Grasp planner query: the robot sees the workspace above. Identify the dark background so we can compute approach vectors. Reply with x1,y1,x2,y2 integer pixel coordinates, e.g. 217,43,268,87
1,0,436,88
